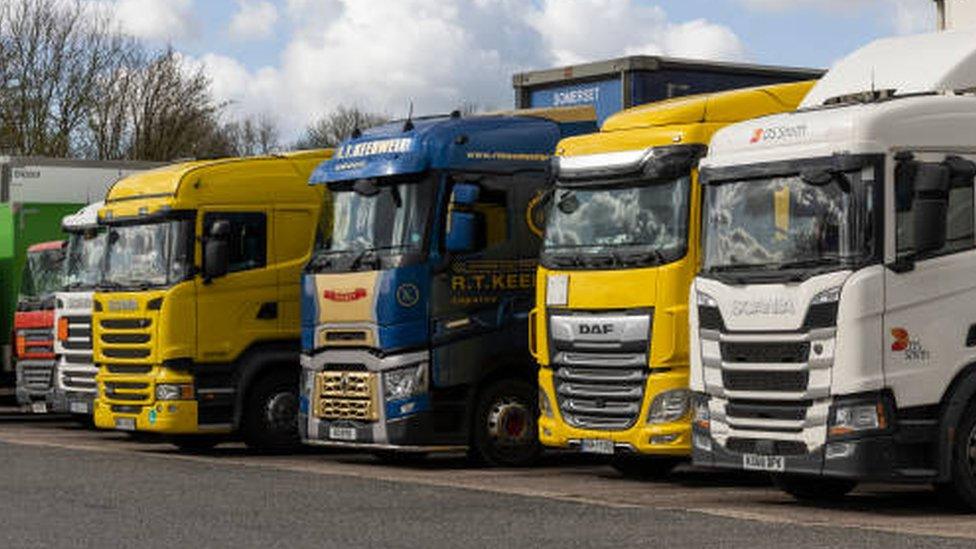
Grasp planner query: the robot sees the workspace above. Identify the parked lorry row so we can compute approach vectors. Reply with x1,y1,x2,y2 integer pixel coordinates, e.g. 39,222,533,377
12,28,976,512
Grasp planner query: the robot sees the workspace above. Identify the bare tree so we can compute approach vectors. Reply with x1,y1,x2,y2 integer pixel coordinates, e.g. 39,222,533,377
127,48,227,162
295,105,388,149
0,0,131,157
219,114,281,157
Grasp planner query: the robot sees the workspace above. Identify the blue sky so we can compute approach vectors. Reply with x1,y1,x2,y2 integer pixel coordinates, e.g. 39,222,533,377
101,0,937,138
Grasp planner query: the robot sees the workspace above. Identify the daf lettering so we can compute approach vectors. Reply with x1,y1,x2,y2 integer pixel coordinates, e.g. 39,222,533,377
579,323,614,335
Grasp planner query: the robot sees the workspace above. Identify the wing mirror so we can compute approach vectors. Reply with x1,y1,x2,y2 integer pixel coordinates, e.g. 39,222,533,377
446,183,485,254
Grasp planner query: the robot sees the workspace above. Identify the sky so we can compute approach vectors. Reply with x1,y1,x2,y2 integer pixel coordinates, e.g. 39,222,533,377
88,0,939,139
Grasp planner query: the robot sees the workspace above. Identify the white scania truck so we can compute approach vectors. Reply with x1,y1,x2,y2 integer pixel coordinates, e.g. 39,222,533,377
690,29,976,508
49,202,104,416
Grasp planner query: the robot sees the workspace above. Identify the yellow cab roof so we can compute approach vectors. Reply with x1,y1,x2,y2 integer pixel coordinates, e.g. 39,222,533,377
101,149,333,220
557,80,816,157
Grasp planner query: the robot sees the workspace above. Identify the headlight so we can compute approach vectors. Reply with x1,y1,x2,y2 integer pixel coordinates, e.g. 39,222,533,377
384,363,428,400
647,389,690,424
155,383,194,401
811,286,842,305
696,291,717,308
829,402,886,437
693,395,711,430
546,274,568,306
539,387,553,418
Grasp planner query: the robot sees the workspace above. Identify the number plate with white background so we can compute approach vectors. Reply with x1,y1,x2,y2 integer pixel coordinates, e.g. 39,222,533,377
580,439,615,455
742,453,785,472
328,426,357,441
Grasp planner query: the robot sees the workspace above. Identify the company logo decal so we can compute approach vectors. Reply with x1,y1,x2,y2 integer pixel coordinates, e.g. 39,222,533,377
891,328,930,361
525,190,548,238
322,288,368,302
335,138,414,159
748,125,808,145
108,299,138,312
396,283,421,308
731,297,796,316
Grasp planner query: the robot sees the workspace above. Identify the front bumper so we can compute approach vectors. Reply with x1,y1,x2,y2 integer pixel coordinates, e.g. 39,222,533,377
692,428,901,481
537,368,691,456
48,389,96,415
300,348,464,451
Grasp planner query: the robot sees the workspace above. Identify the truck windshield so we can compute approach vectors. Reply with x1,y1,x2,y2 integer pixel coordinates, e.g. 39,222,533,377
309,178,434,272
542,176,690,268
103,220,194,289
20,248,65,300
702,168,875,279
63,230,106,290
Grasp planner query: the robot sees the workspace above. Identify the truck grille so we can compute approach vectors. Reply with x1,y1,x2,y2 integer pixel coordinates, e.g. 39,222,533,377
99,317,152,362
19,328,54,357
554,360,648,430
313,371,378,421
21,362,55,392
61,367,97,391
103,380,152,403
720,341,810,363
61,315,93,351
722,370,809,392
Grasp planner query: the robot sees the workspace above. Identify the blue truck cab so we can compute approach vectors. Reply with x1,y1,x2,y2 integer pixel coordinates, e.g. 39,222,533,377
299,107,596,465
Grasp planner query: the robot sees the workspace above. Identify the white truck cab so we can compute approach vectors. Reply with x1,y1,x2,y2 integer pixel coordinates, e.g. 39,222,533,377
690,29,976,508
49,202,104,416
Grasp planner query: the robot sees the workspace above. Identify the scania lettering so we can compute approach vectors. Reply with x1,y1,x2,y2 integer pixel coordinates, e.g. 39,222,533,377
14,241,66,412
532,82,814,476
49,202,104,416
93,150,331,450
300,108,596,465
690,30,976,508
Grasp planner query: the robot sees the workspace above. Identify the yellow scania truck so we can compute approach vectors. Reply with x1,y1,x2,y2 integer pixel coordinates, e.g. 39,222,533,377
531,82,815,476
92,150,331,450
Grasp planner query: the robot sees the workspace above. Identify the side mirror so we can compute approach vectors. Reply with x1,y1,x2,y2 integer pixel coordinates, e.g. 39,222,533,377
451,182,480,206
446,211,483,254
204,220,231,281
912,163,950,255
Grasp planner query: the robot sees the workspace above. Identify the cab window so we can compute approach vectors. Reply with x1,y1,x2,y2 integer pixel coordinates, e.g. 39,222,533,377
204,212,267,273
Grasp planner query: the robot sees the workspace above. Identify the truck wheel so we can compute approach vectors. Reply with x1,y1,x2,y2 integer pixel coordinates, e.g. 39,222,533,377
773,474,857,501
611,456,683,479
939,401,976,511
242,369,301,452
471,378,541,467
170,435,221,453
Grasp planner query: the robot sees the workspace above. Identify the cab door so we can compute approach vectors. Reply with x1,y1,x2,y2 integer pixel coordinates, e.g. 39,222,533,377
883,151,976,409
195,208,278,364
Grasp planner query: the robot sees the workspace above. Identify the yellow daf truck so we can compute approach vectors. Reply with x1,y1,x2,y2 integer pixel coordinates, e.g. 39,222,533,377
531,82,815,476
92,150,331,450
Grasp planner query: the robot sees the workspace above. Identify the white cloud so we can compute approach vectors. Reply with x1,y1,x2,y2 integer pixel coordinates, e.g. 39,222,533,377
197,0,745,139
228,0,279,41
738,0,936,34
108,0,196,41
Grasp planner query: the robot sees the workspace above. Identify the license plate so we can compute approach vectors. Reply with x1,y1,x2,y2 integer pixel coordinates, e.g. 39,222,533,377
743,453,785,472
69,402,89,414
31,402,48,414
580,438,615,455
328,426,357,441
115,418,136,431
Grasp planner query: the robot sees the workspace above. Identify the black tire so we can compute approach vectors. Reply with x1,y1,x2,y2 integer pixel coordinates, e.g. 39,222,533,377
170,435,221,453
611,456,683,479
939,401,976,512
773,474,857,502
372,450,429,465
242,368,301,452
470,378,541,467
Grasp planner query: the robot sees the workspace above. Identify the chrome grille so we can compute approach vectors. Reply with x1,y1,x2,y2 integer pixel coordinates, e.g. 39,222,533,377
554,361,648,430
313,371,378,421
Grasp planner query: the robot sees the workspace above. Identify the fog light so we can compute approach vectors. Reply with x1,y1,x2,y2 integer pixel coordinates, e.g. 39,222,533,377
826,442,854,459
693,432,712,452
167,405,178,413
651,434,679,445
542,427,552,437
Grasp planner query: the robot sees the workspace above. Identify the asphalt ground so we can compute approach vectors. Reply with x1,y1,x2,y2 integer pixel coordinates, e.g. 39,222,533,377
0,410,974,548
